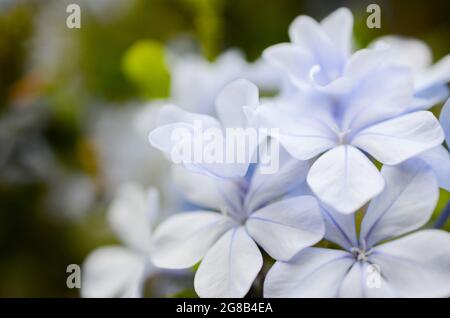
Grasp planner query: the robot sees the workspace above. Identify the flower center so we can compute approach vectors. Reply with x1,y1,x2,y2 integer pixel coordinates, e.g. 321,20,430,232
351,247,372,262
337,129,351,145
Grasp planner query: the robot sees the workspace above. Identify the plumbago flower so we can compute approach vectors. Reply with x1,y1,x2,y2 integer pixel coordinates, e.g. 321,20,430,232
149,79,271,178
151,150,325,298
265,161,450,298
82,183,158,297
263,7,355,94
254,67,445,213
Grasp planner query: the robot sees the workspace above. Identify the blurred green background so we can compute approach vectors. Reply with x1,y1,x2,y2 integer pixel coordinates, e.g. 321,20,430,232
0,0,449,297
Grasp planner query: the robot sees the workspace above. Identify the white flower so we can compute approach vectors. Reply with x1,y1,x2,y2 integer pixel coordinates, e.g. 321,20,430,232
264,160,450,298
82,183,158,298
151,150,325,298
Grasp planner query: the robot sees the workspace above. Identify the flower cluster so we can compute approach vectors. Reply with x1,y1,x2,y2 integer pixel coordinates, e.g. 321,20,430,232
83,8,450,298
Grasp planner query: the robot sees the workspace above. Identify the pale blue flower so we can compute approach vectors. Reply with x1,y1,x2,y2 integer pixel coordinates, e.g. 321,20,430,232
151,150,324,298
263,7,354,94
82,183,159,298
254,64,445,213
265,161,450,298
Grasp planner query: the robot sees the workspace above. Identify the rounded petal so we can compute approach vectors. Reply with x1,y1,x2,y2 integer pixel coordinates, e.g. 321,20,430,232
264,248,354,298
108,183,157,253
320,7,353,58
194,227,262,298
246,196,325,261
370,230,450,297
352,111,445,165
360,160,439,247
151,212,233,269
81,247,147,298
215,79,259,128
307,145,385,214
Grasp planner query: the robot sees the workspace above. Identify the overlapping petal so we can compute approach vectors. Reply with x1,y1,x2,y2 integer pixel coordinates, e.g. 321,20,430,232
246,196,324,261
352,111,444,165
151,212,233,269
360,160,439,248
307,145,384,214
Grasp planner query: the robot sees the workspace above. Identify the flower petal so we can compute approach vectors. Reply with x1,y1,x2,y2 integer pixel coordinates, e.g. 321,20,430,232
416,146,450,191
360,160,439,248
416,54,450,92
370,230,450,297
244,147,310,212
215,79,259,128
263,43,315,88
246,196,324,261
307,145,384,214
288,15,341,81
151,212,233,269
341,65,413,132
352,111,444,165
321,204,358,250
441,98,450,146
172,165,243,212
320,7,353,58
254,101,337,160
108,183,157,253
264,248,354,298
81,246,147,298
194,227,262,298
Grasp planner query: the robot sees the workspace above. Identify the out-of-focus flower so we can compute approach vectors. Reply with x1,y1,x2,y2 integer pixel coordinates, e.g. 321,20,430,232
168,49,282,114
151,149,324,298
265,161,450,298
82,183,158,298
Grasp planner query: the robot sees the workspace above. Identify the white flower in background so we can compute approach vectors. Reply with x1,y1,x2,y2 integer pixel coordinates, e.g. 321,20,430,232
265,161,450,298
151,149,324,298
149,79,270,178
82,183,158,298
91,104,170,197
168,49,282,114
